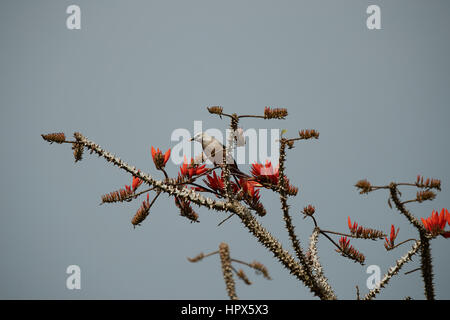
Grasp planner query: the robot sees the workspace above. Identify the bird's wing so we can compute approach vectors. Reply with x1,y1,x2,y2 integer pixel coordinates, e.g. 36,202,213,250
202,138,235,166
202,137,250,178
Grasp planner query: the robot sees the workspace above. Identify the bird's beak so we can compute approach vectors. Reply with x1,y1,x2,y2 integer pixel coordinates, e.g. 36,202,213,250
189,137,194,142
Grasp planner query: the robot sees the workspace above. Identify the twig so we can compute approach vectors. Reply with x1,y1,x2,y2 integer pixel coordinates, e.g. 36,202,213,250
404,267,421,275
386,238,417,251
217,213,236,227
321,229,381,240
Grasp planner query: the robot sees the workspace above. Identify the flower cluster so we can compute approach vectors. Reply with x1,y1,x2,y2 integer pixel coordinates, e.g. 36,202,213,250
263,106,288,119
203,171,266,215
301,205,316,218
101,175,143,204
240,179,261,198
416,175,441,191
207,106,224,116
236,269,252,285
298,129,320,140
421,208,450,238
355,179,372,194
72,142,84,162
282,177,299,196
131,193,151,226
251,161,279,185
175,196,199,223
41,132,66,144
131,175,143,192
240,179,266,216
204,171,239,194
249,261,271,280
416,190,436,203
179,156,207,178
101,187,134,204
151,146,171,170
384,225,400,250
204,171,225,192
125,174,144,194
250,161,298,195
336,236,365,265
347,217,385,239
72,132,84,163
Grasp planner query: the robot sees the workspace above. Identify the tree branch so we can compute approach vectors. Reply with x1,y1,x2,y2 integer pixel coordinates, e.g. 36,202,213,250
363,240,421,300
67,132,332,299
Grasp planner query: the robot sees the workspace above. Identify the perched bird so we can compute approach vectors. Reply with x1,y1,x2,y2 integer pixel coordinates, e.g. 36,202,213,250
190,132,249,178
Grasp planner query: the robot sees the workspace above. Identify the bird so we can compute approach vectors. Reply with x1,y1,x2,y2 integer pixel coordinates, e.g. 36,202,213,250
190,132,249,179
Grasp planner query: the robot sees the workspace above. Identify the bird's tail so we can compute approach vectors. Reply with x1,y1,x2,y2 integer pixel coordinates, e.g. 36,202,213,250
230,164,265,187
228,163,250,179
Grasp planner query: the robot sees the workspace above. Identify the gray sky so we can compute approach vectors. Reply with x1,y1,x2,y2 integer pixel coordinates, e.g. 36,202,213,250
1,0,449,299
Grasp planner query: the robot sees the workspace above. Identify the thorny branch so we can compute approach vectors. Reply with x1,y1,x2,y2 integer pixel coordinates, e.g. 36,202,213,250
363,240,422,300
355,176,448,300
41,107,449,300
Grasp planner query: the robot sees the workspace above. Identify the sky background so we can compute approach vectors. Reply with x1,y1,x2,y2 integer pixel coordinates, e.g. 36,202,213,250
0,0,449,300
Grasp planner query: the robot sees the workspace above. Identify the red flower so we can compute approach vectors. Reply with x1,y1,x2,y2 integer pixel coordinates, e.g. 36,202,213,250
384,225,400,250
337,236,365,265
132,175,143,192
250,160,298,196
122,174,143,197
204,171,225,192
151,146,171,170
179,156,207,178
339,236,351,250
204,171,239,194
347,217,385,239
239,178,266,216
251,160,279,185
348,216,358,234
240,179,261,200
421,208,450,238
